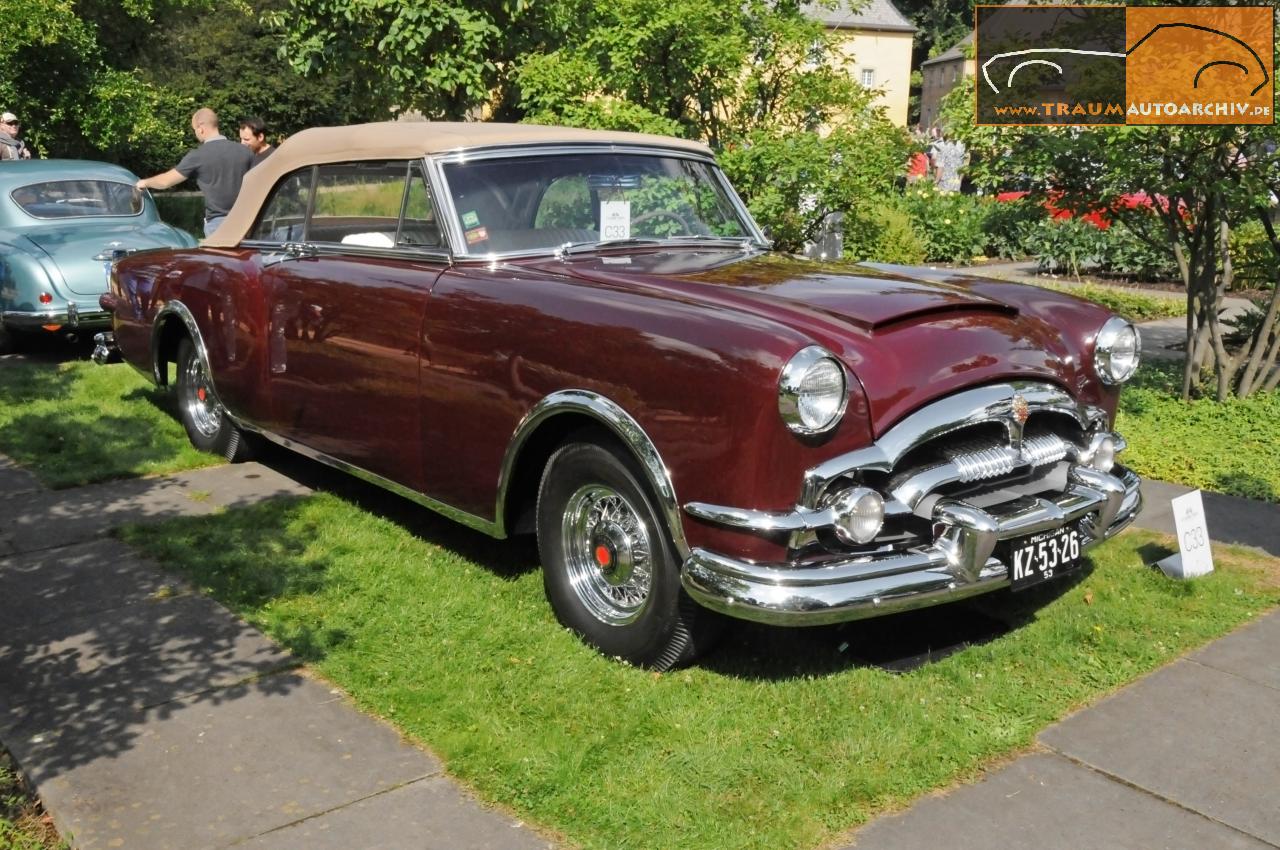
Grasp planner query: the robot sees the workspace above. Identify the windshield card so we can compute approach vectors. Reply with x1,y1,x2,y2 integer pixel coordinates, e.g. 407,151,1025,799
600,201,631,241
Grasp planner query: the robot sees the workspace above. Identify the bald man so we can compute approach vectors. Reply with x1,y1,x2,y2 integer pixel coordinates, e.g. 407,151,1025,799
137,108,254,236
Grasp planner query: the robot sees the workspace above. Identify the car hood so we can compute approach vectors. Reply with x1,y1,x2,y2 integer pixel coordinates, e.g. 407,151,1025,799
20,221,189,296
524,250,1111,434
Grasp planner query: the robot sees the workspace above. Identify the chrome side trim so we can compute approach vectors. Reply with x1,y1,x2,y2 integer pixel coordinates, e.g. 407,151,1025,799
240,424,500,537
681,466,1141,626
496,390,689,558
801,381,1106,507
150,301,208,387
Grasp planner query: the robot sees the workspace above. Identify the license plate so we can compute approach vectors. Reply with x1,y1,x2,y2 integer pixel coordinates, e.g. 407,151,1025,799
1004,523,1083,591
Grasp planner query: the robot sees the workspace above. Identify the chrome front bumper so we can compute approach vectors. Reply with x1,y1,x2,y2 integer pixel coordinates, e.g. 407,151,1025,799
681,465,1141,626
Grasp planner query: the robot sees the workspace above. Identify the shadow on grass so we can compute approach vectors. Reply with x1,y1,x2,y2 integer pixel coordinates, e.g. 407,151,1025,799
706,563,1092,679
148,441,1099,680
1213,471,1277,503
251,440,539,580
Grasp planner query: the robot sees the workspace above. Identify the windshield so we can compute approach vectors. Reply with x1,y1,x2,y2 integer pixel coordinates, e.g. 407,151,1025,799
440,151,760,255
11,180,144,219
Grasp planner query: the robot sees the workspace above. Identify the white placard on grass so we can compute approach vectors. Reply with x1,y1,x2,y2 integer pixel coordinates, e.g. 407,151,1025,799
1157,489,1214,580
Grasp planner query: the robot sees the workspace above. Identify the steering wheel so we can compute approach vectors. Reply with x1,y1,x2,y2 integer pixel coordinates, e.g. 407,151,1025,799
630,209,695,237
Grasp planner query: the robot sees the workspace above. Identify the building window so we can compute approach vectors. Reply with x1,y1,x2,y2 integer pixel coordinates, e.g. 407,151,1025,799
861,68,876,88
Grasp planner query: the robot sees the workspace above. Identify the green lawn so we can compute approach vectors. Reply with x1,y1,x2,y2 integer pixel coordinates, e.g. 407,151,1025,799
0,360,220,488
1037,281,1185,322
121,494,1280,850
1118,361,1280,502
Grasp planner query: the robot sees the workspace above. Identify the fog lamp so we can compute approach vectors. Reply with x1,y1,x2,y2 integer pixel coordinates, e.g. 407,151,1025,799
1088,434,1117,473
831,487,885,545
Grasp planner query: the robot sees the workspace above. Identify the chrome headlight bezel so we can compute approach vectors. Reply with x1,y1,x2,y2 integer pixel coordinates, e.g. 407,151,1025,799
1094,316,1141,385
778,346,848,436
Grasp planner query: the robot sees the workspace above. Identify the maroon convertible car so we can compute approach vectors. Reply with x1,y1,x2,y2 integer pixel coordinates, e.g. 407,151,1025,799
97,122,1142,668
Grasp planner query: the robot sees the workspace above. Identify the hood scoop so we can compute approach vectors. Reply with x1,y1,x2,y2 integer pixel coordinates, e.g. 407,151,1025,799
700,266,1018,332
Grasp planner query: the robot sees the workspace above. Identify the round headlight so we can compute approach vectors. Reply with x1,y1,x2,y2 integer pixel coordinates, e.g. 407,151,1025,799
1094,317,1141,384
778,346,848,435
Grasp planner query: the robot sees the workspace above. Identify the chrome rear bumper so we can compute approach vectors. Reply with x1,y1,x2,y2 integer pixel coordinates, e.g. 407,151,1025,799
681,465,1141,626
92,331,121,365
3,307,111,330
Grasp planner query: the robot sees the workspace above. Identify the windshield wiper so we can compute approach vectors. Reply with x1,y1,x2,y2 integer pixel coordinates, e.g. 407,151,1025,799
557,238,665,257
557,235,764,258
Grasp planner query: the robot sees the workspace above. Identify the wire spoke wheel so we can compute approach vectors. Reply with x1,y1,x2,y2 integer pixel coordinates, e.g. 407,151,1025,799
174,337,251,462
180,352,223,439
538,440,719,669
561,484,654,625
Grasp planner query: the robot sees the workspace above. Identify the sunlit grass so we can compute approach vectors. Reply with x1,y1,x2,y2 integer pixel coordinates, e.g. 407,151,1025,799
1118,361,1280,502
122,493,1280,850
0,361,221,488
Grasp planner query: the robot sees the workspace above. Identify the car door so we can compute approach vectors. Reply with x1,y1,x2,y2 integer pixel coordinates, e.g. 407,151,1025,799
251,159,449,490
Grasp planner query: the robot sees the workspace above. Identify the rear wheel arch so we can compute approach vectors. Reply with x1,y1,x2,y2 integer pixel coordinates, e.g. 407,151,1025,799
150,301,205,387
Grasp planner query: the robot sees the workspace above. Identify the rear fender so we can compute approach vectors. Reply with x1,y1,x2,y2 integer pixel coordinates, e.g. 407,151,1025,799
150,301,211,388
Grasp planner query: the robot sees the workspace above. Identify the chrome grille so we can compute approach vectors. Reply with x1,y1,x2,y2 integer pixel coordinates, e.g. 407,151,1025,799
942,433,1069,484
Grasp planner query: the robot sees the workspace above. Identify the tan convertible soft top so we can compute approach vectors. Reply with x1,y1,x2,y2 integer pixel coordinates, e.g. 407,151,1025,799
204,121,714,247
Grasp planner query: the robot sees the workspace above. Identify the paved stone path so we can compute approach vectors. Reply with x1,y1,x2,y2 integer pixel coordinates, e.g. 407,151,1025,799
0,462,551,850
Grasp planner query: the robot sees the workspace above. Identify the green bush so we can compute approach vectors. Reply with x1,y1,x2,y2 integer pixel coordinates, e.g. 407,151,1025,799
153,193,204,240
844,203,927,265
983,197,1047,260
900,184,988,263
721,124,909,254
1027,217,1108,276
1229,219,1277,291
1096,221,1178,281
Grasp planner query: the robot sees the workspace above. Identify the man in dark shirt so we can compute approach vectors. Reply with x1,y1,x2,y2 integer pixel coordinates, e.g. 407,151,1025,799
238,116,276,166
136,108,254,236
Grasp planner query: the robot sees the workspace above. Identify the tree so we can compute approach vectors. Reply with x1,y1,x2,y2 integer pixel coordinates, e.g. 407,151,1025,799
131,0,383,173
512,0,910,248
939,80,1280,401
263,0,570,120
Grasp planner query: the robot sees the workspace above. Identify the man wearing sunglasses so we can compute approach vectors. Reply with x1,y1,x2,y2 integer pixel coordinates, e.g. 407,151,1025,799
0,112,31,161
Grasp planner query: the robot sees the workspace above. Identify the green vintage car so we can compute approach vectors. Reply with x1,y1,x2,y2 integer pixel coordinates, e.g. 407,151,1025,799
0,160,197,352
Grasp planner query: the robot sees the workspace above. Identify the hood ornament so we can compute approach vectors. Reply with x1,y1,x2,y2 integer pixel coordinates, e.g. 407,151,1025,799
1008,393,1030,453
1011,393,1030,425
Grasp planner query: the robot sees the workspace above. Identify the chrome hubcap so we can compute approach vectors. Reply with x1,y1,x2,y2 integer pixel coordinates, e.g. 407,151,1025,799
562,484,653,625
182,355,222,439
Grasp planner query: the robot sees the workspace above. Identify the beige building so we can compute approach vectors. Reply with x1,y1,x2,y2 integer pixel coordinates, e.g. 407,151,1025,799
805,0,916,127
919,32,975,130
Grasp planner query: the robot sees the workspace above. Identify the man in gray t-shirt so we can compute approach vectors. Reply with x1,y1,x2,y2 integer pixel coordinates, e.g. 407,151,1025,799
136,108,255,237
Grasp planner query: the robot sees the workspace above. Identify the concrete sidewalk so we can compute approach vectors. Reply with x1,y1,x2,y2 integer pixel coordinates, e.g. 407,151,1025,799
0,462,551,850
847,479,1280,849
